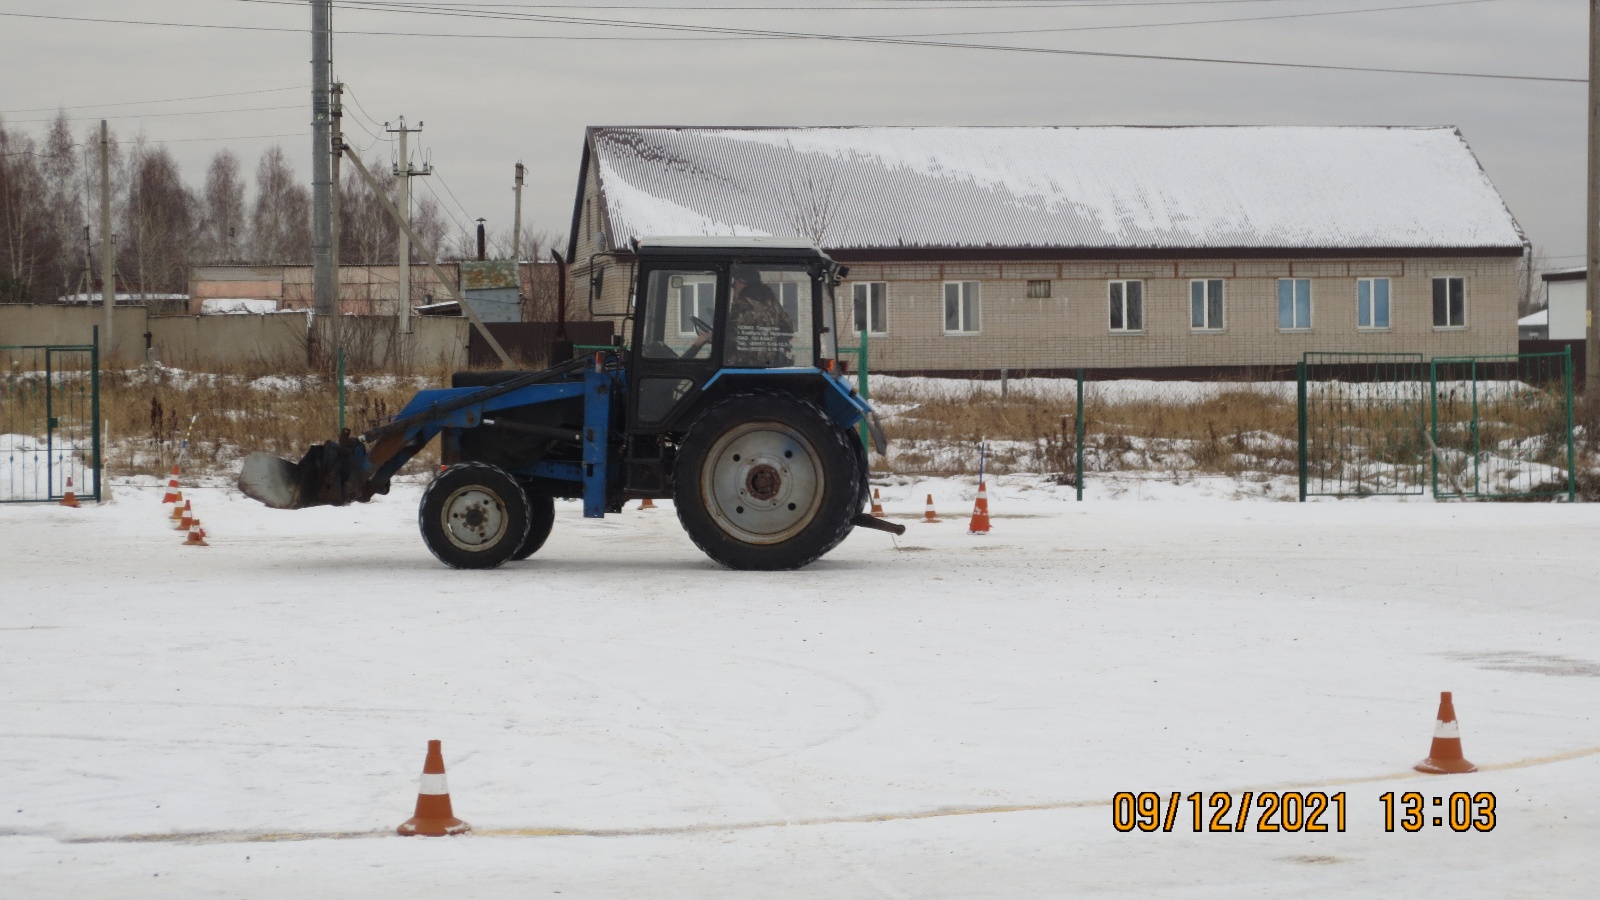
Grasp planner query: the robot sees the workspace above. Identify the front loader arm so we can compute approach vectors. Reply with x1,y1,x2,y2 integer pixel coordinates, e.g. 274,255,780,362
238,361,605,511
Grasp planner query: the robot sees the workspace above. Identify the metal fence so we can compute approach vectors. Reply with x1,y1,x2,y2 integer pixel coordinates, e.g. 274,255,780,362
1298,353,1428,499
1,338,101,503
1428,351,1574,501
870,349,1577,504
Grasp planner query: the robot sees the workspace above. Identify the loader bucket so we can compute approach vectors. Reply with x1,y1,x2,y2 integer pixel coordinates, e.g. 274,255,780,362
239,451,318,509
238,439,372,510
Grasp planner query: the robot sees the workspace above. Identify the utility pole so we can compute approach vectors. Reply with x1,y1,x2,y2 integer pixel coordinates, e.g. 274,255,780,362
99,120,114,362
513,161,525,262
1588,0,1600,395
311,0,335,318
387,117,430,334
330,82,343,306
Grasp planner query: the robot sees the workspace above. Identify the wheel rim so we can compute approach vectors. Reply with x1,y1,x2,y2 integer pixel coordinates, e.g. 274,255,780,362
701,421,825,545
440,485,508,552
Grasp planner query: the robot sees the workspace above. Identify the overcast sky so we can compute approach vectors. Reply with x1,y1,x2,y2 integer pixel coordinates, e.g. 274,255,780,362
0,0,1588,266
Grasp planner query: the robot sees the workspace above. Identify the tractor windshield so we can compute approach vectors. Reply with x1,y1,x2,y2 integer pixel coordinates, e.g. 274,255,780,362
727,264,813,368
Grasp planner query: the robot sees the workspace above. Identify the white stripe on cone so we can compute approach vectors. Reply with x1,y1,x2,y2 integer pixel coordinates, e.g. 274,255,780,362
418,773,449,795
1433,720,1461,739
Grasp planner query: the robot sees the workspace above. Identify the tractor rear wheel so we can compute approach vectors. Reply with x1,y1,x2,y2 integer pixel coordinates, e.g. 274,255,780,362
510,493,556,561
418,463,531,570
674,393,862,571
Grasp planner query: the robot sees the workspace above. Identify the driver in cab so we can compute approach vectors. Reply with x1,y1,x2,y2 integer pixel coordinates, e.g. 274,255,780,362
688,268,794,366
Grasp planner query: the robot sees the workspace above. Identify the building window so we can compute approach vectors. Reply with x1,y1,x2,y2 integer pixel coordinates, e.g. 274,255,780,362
944,281,980,333
777,281,803,327
1108,280,1143,332
1190,279,1224,330
1278,278,1312,330
1358,278,1391,329
1027,279,1052,299
852,282,888,335
677,276,716,335
1433,277,1465,328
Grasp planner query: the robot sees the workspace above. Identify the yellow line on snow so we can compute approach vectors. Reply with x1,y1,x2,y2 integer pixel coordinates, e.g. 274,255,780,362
58,745,1600,845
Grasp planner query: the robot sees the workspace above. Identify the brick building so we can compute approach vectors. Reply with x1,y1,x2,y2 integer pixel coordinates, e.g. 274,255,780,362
566,126,1527,375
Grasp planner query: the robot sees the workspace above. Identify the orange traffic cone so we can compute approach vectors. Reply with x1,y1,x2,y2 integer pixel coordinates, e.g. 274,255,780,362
169,493,187,524
923,494,940,523
183,518,208,547
398,740,470,836
161,465,181,505
1414,692,1477,774
968,481,991,534
639,497,657,510
870,488,885,517
59,475,81,508
174,500,194,531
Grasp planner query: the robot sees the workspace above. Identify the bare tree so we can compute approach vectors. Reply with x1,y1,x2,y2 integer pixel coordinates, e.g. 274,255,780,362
337,157,397,264
250,145,312,263
0,118,54,303
784,167,843,246
198,149,246,264
40,112,83,299
123,142,195,296
1518,245,1549,318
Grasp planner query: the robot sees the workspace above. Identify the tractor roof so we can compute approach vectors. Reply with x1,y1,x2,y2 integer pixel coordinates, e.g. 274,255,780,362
630,236,831,261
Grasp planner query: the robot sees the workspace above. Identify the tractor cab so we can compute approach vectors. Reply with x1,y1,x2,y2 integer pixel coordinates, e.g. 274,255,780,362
626,237,845,434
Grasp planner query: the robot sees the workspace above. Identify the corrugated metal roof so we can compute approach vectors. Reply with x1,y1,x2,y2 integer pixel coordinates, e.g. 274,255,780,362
589,126,1525,252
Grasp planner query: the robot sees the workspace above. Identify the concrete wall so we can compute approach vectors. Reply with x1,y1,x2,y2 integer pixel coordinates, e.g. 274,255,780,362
0,305,149,364
0,305,470,372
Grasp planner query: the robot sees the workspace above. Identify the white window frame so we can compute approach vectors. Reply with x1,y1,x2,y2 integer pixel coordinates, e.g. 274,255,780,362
943,281,981,335
1108,280,1144,334
676,277,717,336
1277,278,1313,331
1357,277,1391,331
1189,279,1225,331
1432,276,1467,329
851,281,889,335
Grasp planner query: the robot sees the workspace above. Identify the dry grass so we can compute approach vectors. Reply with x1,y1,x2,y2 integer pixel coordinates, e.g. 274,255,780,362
872,379,1299,478
98,365,444,481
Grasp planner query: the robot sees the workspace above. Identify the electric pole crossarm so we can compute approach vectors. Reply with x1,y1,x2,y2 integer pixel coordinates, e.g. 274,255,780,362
341,147,514,367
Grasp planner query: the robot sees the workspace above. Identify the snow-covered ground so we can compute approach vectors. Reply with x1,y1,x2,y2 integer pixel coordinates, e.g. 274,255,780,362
2,481,1597,898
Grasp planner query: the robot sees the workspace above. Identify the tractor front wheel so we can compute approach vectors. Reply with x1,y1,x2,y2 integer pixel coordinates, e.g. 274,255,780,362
418,463,531,569
510,493,556,561
674,393,862,570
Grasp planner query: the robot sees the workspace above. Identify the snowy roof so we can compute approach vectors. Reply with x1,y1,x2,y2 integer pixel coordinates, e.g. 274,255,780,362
201,298,279,315
587,126,1525,253
1519,309,1549,327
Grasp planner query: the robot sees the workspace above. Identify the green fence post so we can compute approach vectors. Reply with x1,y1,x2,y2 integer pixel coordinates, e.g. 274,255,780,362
857,324,869,451
1075,367,1085,502
91,326,102,502
1565,345,1577,502
1296,359,1307,502
1429,358,1440,499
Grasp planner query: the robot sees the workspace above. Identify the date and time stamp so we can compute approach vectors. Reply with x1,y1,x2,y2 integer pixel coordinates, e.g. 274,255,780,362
1111,790,1497,834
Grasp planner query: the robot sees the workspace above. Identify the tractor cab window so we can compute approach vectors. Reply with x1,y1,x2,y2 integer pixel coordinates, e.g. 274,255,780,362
728,264,813,368
641,269,717,360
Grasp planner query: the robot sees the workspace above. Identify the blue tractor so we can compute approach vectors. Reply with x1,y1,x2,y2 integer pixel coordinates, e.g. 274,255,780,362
238,238,901,570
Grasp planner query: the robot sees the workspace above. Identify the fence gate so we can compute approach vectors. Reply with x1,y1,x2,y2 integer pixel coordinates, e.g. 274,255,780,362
1,342,101,503
1429,350,1575,501
1298,352,1428,499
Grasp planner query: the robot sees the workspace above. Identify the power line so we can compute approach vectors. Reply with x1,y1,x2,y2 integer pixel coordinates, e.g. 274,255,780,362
5,104,304,125
0,85,305,115
428,165,510,256
320,0,1512,44
0,8,1579,84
